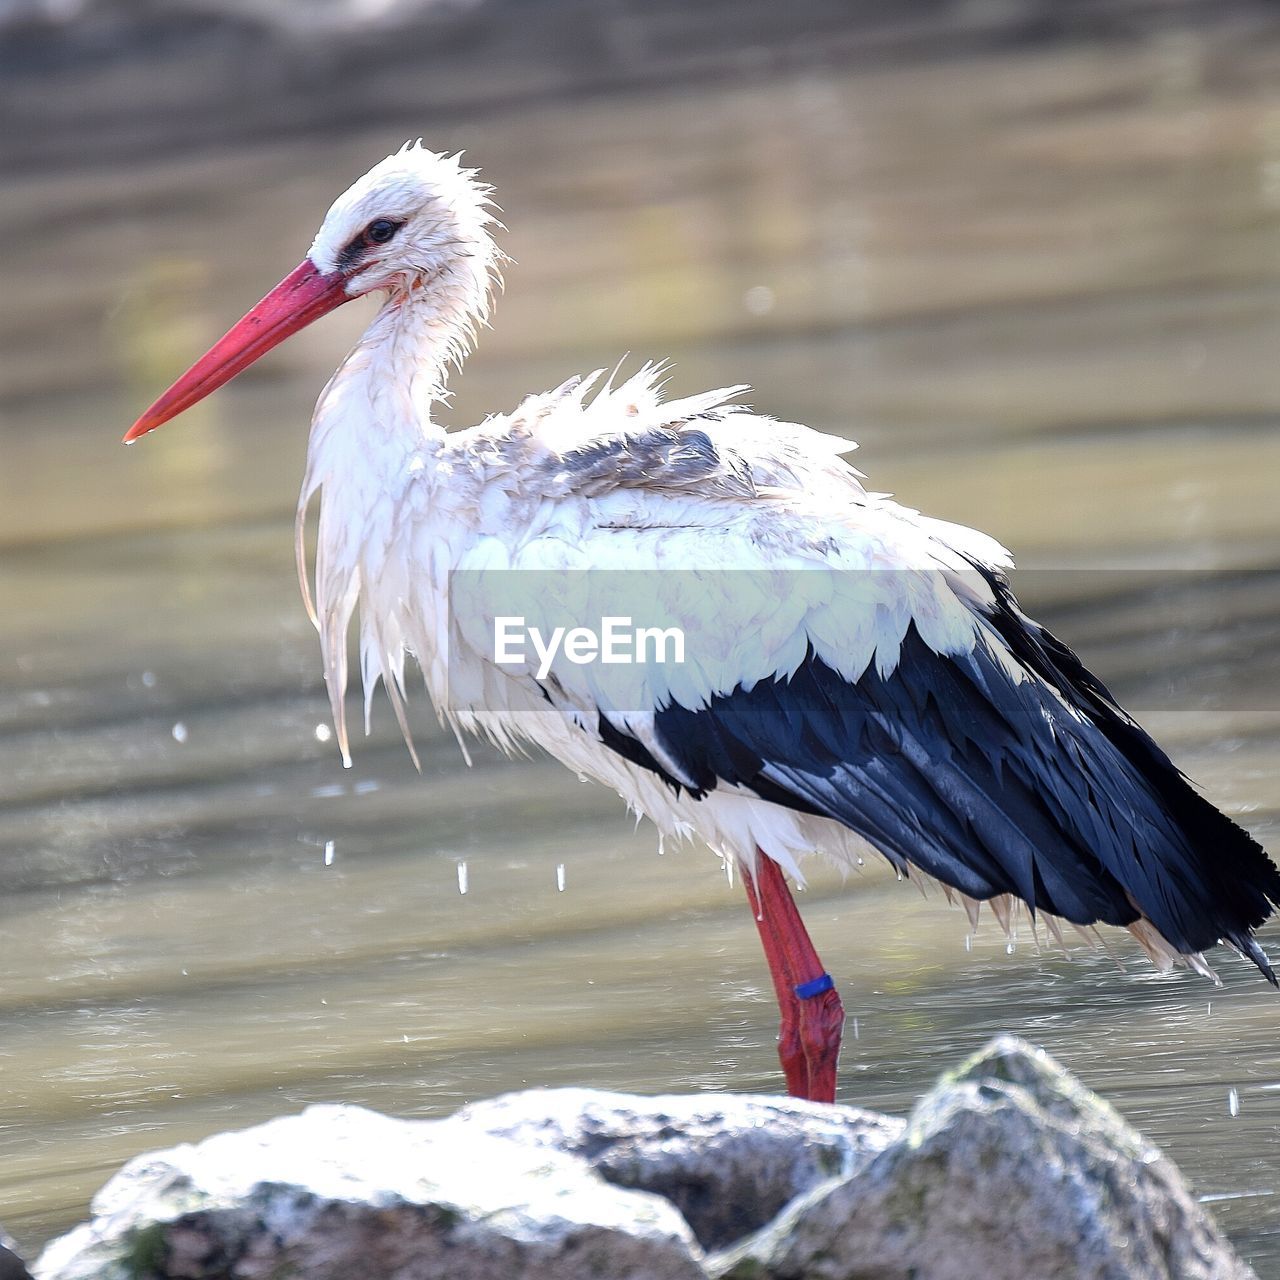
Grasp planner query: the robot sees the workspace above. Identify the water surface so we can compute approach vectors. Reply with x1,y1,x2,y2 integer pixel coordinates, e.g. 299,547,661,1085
3,17,1280,1268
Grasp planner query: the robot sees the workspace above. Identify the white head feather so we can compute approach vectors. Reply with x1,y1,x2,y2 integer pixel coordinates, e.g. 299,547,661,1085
308,141,503,371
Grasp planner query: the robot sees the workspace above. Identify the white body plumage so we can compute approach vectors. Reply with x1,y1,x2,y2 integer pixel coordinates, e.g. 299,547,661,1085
300,348,1015,886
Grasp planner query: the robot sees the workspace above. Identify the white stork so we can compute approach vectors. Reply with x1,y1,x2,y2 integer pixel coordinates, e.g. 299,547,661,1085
126,142,1280,1104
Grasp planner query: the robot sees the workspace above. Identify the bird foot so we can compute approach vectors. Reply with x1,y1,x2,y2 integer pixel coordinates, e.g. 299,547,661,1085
778,982,845,1103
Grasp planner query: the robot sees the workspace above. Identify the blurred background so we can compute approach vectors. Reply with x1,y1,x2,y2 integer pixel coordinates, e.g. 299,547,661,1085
4,0,1280,1267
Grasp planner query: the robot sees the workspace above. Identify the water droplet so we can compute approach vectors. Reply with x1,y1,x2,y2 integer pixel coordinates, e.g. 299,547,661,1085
743,284,775,316
852,1017,860,1040
171,722,188,744
1006,940,1016,955
555,863,566,892
1207,1002,1213,1017
141,670,157,688
324,840,335,867
1229,1087,1240,1117
964,935,973,952
457,861,469,895
315,723,332,743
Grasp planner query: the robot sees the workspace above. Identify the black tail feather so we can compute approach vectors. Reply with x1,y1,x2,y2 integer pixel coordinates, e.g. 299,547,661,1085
969,559,1280,980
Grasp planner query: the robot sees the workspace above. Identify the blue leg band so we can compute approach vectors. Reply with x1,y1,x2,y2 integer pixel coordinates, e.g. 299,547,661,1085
793,973,835,1000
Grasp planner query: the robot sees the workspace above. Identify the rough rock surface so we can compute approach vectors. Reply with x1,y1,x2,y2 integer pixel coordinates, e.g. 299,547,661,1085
34,1037,1256,1280
714,1035,1256,1280
34,1105,706,1280
449,1088,902,1250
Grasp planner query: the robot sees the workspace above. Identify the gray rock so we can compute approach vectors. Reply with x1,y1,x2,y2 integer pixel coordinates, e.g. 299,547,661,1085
713,1035,1255,1280
34,1103,705,1280
450,1088,903,1250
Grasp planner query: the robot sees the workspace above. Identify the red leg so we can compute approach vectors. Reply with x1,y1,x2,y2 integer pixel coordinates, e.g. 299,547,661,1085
741,849,845,1103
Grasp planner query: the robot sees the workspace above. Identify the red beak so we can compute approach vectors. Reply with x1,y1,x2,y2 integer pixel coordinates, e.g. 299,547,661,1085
123,258,350,443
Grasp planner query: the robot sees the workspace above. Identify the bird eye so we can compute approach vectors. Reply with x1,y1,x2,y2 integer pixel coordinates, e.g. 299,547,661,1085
365,218,401,245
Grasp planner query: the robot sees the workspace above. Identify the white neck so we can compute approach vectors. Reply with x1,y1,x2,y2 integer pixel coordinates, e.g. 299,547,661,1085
322,283,476,447
297,280,479,764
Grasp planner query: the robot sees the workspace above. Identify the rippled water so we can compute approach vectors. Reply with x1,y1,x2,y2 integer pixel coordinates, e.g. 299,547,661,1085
4,14,1280,1269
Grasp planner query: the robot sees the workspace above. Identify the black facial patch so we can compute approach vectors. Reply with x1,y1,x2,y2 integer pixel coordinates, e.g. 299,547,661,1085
336,218,406,273
336,234,368,274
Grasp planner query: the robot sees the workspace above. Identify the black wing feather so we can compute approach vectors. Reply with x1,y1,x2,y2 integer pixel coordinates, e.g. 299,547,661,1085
599,575,1280,981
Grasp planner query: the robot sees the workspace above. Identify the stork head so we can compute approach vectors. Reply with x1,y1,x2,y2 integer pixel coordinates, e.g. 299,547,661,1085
125,142,501,442
307,142,500,307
